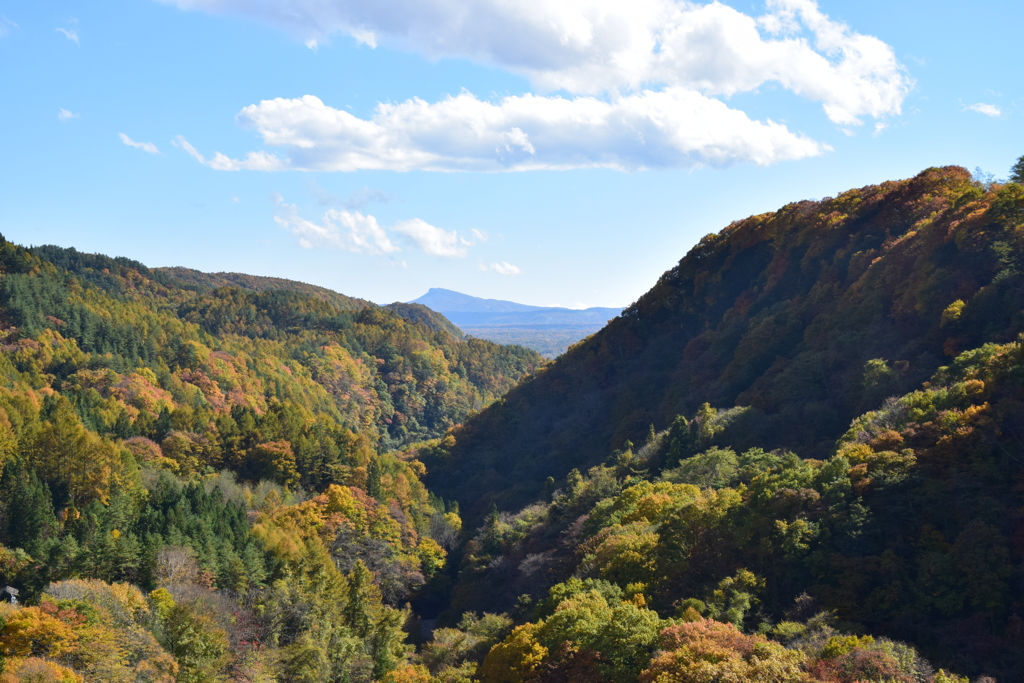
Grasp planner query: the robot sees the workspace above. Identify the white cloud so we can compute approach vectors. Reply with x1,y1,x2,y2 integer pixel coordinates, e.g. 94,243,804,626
162,0,908,127
221,90,824,172
273,195,472,258
120,133,161,154
967,102,1002,118
165,0,912,173
274,194,399,254
392,218,467,257
471,229,489,242
55,27,79,44
173,135,288,170
481,261,522,276
58,108,79,121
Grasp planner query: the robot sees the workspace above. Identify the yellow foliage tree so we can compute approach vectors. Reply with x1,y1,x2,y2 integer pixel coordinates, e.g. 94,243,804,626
0,605,79,659
638,619,808,683
478,623,548,683
0,657,83,683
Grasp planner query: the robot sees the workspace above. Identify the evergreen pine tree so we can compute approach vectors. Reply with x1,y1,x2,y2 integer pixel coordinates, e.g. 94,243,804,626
662,415,696,468
367,456,384,501
8,470,58,557
1011,154,1024,184
154,407,173,442
344,560,378,639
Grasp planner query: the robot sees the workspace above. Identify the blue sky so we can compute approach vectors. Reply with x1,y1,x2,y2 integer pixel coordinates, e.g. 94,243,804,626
0,0,1020,308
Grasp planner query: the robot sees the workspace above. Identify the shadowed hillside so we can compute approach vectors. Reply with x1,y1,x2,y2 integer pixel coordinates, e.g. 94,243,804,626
422,166,1024,516
439,335,1024,681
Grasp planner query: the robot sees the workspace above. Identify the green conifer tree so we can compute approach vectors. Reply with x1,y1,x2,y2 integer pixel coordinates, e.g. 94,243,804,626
1010,154,1024,184
367,456,384,501
7,469,58,557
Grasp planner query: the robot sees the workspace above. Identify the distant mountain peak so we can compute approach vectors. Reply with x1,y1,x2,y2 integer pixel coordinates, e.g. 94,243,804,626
410,288,623,357
411,288,620,315
411,288,547,313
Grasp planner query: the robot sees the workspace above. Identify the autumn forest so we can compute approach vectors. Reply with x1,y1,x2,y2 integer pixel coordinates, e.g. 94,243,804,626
0,164,1023,683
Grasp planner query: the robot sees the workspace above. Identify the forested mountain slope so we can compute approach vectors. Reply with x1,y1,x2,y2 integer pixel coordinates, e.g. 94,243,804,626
5,242,541,454
0,166,1016,682
0,237,544,681
159,264,466,342
383,302,466,342
423,166,1024,515
435,336,1024,681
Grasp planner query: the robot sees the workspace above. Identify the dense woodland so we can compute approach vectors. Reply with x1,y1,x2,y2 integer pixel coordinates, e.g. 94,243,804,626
0,163,1020,682
429,336,1024,681
423,166,1024,516
0,237,537,681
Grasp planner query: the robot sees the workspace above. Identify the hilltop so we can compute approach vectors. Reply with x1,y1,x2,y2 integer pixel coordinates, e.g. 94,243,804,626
155,265,371,311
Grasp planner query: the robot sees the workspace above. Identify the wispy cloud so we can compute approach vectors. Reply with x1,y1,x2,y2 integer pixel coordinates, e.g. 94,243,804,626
173,135,287,171
55,27,79,45
481,261,522,276
307,180,394,209
966,102,1002,118
0,15,17,38
307,179,339,205
119,133,161,154
342,186,394,209
58,108,79,122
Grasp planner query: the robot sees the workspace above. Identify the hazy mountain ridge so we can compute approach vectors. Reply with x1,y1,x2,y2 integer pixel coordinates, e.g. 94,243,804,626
412,288,550,313
412,288,622,325
412,287,622,356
